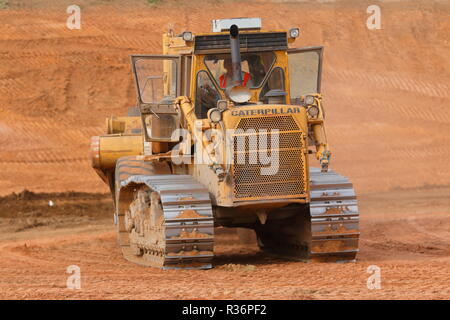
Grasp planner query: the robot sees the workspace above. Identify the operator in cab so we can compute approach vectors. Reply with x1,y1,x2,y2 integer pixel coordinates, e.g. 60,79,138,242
219,58,253,88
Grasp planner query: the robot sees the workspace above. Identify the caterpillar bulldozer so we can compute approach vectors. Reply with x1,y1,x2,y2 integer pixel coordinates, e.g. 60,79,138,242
90,18,359,269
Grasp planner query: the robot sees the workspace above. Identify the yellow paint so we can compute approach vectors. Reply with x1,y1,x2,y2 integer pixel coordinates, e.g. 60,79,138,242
95,134,144,170
92,26,331,207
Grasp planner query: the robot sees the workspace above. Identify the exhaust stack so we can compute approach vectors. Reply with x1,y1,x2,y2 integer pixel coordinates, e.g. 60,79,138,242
229,24,243,87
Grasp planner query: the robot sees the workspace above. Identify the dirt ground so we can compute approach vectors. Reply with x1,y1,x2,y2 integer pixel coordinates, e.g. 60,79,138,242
0,0,449,299
0,187,449,299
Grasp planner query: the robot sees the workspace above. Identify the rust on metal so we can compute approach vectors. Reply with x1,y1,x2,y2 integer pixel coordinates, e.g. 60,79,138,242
167,250,213,256
171,228,211,239
175,209,204,219
324,206,346,214
314,223,358,235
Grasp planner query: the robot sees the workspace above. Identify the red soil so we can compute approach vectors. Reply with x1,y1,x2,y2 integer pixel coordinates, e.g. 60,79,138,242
0,0,448,299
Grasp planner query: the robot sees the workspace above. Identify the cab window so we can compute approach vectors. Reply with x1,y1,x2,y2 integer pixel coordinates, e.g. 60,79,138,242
288,48,322,102
195,71,221,118
204,52,275,89
133,57,178,104
259,67,285,103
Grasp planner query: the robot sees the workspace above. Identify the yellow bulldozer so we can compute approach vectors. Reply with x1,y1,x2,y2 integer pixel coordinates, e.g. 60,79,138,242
90,18,359,269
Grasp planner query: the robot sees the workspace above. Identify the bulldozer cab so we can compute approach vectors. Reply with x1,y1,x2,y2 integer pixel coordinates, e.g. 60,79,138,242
130,43,323,121
192,46,323,117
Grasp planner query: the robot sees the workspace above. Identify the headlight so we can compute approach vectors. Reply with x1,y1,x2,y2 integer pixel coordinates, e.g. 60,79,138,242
289,28,300,38
227,85,251,104
207,108,222,123
216,100,228,111
182,31,193,41
307,105,320,118
304,95,315,105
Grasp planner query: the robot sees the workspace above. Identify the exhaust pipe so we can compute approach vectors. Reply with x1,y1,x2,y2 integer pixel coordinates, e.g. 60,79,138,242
227,24,251,104
229,24,243,86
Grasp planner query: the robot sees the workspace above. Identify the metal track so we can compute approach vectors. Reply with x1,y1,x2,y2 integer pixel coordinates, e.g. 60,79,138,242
118,175,214,269
255,167,359,262
309,167,359,262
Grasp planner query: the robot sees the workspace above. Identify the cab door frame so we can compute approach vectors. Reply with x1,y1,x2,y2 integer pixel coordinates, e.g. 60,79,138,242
287,46,324,102
130,54,182,107
130,54,182,144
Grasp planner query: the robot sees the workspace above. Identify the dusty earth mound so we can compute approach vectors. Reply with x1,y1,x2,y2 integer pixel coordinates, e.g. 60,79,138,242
0,191,111,233
0,0,449,299
0,0,449,194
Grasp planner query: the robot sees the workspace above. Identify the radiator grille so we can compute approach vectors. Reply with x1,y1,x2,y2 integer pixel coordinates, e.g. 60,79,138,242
232,115,306,200
194,32,288,54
